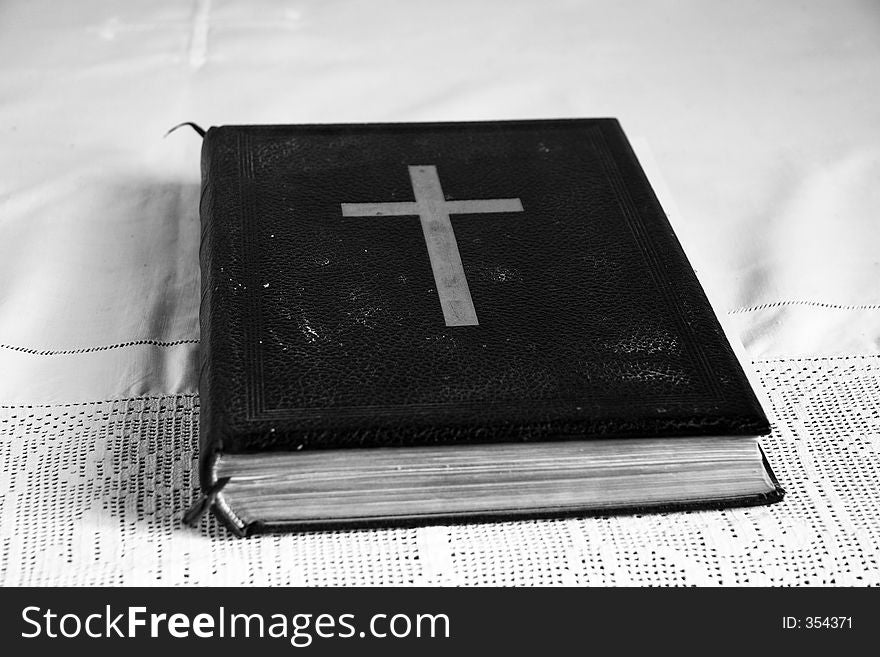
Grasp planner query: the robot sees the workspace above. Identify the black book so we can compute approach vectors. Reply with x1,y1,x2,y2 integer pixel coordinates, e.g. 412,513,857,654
194,118,782,536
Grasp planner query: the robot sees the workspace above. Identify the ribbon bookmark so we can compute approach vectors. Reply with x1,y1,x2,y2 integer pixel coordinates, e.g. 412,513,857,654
164,121,207,138
182,476,231,527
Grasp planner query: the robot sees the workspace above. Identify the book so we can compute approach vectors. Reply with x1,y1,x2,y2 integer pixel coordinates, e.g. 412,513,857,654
193,118,783,536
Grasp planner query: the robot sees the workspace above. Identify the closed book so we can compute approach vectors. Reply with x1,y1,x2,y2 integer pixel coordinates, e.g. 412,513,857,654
194,118,782,536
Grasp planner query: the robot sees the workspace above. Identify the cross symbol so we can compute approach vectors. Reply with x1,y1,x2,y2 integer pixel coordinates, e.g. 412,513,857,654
341,165,523,326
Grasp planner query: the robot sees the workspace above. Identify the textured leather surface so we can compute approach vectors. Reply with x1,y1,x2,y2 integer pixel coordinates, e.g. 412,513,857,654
199,119,769,471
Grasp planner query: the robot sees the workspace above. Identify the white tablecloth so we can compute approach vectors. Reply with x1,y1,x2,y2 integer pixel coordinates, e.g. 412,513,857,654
1,0,878,585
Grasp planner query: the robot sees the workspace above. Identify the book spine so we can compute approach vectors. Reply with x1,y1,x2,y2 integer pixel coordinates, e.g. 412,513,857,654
197,129,247,536
197,131,216,502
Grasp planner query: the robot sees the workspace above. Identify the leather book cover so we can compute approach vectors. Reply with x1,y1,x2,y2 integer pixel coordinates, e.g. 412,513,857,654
197,118,772,532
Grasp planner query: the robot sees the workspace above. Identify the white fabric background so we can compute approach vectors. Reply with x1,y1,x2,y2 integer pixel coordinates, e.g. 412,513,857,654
1,0,878,585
